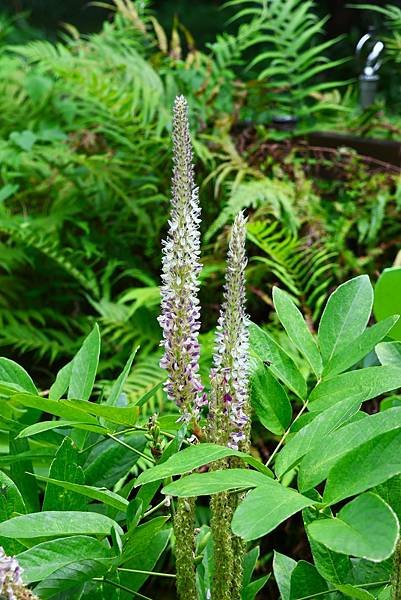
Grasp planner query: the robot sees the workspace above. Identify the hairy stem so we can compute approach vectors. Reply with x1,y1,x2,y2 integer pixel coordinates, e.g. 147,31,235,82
210,489,235,600
174,497,198,600
392,538,401,600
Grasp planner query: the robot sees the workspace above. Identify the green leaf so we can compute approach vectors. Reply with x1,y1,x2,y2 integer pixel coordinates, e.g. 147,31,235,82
62,398,138,426
308,366,401,412
34,475,129,512
289,561,328,599
17,536,113,584
49,361,73,401
0,358,37,394
336,584,375,599
324,428,401,505
299,407,401,492
33,558,111,599
68,324,101,402
43,437,85,511
0,511,122,539
308,493,399,561
231,482,314,541
242,546,260,590
120,516,169,565
107,349,138,406
318,275,373,364
9,436,39,513
162,468,272,497
0,471,26,554
374,267,401,341
84,434,147,488
273,551,297,600
324,316,398,377
249,322,307,399
10,130,37,151
250,361,292,435
12,393,99,424
120,528,171,592
376,341,401,367
273,287,322,377
135,443,271,487
303,505,352,585
372,474,401,522
275,396,361,479
18,420,106,438
243,575,270,600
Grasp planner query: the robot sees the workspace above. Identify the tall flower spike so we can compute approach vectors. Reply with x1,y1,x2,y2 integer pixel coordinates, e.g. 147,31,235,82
158,95,205,422
209,211,250,450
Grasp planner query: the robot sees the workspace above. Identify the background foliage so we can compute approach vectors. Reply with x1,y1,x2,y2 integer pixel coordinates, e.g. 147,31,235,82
0,1,401,597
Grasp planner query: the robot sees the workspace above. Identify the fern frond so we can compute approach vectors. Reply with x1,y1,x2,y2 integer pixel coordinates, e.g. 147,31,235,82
247,219,337,319
205,177,298,241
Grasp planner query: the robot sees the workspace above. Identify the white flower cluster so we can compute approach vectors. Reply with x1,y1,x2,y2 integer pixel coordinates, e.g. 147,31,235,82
158,95,206,422
210,212,249,449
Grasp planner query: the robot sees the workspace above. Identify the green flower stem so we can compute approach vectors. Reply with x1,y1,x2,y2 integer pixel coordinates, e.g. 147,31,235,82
174,496,198,600
210,487,235,600
392,538,401,600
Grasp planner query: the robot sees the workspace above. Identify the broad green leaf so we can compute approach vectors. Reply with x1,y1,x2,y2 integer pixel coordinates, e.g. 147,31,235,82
249,322,307,399
275,396,361,479
336,584,375,599
135,443,271,487
372,474,401,522
107,349,138,406
303,505,352,585
9,436,39,513
43,437,85,511
18,420,106,438
68,324,101,402
231,483,314,541
324,316,398,377
33,558,111,599
0,511,122,539
250,361,292,435
12,394,99,424
49,361,73,401
289,561,328,599
0,449,55,466
134,380,165,407
243,547,260,590
84,434,147,488
299,407,401,492
0,471,26,554
273,287,322,377
318,275,373,364
308,366,401,412
324,428,401,505
376,341,401,367
34,475,128,512
163,468,272,497
273,551,297,600
374,267,401,341
17,536,113,584
243,575,270,600
120,528,171,592
120,516,169,565
308,493,399,561
61,398,138,426
0,358,37,394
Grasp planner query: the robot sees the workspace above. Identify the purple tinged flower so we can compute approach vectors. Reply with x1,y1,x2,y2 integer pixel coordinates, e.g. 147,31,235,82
158,95,204,419
0,547,37,600
209,212,250,450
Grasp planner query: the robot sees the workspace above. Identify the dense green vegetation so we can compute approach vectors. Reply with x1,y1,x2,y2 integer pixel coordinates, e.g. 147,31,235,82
0,1,401,598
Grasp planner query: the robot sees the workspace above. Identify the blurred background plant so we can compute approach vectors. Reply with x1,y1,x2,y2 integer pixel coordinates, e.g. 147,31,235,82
0,0,400,386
